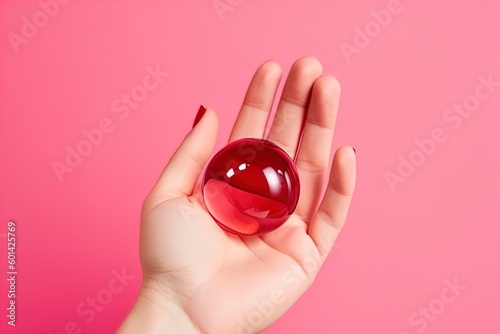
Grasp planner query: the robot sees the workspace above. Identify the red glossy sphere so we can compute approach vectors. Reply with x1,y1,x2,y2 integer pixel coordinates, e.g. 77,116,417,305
202,138,300,236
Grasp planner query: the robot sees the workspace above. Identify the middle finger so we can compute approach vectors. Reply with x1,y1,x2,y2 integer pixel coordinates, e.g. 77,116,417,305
267,56,323,159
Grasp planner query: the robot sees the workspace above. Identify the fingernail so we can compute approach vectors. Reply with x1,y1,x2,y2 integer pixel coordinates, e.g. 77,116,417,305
193,105,206,128
352,147,356,154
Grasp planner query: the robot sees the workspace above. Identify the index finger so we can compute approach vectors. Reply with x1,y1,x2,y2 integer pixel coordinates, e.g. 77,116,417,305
229,61,282,142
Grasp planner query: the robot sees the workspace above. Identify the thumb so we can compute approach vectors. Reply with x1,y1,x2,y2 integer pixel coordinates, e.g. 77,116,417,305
146,106,218,208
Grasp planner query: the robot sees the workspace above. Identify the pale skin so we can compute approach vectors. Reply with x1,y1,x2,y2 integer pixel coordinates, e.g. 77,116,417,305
117,57,356,334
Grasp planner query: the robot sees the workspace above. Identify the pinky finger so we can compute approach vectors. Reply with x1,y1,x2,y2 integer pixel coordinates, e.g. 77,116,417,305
307,146,356,259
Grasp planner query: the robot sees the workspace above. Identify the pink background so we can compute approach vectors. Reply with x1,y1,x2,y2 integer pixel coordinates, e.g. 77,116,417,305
1,0,499,333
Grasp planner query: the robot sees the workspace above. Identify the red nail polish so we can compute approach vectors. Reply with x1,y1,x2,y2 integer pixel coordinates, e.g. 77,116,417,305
193,105,206,128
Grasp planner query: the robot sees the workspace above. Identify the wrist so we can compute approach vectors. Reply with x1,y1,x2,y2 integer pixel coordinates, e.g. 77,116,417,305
118,280,199,334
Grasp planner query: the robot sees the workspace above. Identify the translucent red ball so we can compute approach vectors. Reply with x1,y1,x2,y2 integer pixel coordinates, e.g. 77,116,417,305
202,138,300,236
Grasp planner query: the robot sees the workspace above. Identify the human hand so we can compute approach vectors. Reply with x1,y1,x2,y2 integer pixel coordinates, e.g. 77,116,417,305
118,57,356,334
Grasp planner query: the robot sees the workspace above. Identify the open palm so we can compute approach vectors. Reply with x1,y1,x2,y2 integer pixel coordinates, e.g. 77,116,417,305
120,57,356,334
